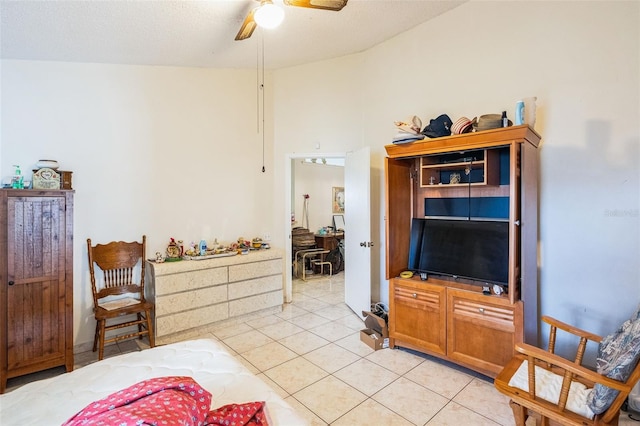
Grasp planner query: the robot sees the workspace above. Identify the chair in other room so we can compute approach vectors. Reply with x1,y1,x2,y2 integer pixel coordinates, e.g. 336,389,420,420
494,312,640,426
87,235,155,360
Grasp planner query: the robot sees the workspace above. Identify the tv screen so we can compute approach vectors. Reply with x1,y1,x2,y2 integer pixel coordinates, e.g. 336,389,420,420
408,218,509,285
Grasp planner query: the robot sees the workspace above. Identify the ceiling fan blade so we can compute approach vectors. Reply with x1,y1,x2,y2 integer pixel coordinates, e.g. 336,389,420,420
283,0,348,11
235,8,257,41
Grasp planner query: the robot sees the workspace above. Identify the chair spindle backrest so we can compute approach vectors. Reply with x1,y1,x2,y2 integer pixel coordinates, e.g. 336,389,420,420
103,267,135,288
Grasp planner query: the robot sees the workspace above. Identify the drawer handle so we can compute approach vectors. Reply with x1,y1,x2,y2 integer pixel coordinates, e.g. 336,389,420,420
478,308,485,314
412,293,417,298
8,281,15,286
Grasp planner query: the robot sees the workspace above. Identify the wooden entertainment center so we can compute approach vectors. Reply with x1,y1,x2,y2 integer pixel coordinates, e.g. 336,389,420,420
384,125,540,378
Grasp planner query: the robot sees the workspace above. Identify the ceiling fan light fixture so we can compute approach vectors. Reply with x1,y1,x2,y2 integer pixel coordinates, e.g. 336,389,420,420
254,1,285,29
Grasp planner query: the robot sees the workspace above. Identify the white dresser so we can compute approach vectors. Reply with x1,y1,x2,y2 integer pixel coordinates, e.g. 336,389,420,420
146,249,284,342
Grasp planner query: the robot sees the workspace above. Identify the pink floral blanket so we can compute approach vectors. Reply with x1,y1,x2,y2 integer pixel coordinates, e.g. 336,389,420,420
62,376,269,426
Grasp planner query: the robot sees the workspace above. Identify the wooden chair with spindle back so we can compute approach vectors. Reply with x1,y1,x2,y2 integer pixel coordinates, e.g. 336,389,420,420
87,235,155,360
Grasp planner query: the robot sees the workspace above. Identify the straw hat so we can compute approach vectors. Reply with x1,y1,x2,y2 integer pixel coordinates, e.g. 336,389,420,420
473,114,503,131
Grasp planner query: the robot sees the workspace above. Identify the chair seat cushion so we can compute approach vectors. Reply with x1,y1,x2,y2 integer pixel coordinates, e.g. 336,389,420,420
587,314,640,414
508,360,595,419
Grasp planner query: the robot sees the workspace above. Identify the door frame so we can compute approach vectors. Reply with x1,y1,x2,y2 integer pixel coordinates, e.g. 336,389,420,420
284,152,346,303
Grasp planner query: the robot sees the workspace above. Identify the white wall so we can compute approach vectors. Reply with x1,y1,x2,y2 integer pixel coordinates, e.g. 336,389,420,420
1,60,278,349
292,161,344,232
273,1,640,358
273,53,365,242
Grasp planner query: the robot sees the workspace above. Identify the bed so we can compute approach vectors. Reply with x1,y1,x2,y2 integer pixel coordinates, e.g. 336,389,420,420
0,339,307,425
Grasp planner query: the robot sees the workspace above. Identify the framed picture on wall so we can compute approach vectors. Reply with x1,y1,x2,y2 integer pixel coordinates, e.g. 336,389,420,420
332,186,345,214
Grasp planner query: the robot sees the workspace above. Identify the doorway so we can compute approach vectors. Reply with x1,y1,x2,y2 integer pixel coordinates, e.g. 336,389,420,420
284,153,345,303
284,148,372,318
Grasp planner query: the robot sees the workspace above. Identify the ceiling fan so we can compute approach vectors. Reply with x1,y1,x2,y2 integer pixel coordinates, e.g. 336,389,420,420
235,0,348,41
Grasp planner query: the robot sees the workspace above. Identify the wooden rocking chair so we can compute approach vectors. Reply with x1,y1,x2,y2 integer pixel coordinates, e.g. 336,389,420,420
494,315,640,426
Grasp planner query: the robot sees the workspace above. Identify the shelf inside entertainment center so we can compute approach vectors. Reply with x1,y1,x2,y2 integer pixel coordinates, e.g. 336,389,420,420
420,148,499,187
384,125,540,378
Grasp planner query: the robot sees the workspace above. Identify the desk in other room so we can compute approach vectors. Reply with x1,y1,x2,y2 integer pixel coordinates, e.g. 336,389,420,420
314,232,344,251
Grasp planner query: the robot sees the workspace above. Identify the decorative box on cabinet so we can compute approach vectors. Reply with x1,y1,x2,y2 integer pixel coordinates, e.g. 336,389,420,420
384,125,540,378
31,169,73,190
0,190,74,393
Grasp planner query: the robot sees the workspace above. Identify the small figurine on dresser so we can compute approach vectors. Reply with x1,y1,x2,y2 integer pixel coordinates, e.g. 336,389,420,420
165,238,182,261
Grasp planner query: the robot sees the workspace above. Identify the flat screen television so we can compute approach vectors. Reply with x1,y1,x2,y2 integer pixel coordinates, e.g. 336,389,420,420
408,218,509,285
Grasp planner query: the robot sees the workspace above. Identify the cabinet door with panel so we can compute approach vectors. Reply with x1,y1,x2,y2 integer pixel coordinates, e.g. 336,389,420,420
0,190,74,393
389,278,446,355
446,288,522,376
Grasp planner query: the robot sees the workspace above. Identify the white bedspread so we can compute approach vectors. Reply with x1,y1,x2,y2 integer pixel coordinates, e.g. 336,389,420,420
0,339,307,425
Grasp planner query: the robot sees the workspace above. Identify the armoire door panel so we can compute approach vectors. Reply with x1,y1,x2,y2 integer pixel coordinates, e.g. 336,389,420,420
390,279,447,355
1,191,73,392
7,275,66,370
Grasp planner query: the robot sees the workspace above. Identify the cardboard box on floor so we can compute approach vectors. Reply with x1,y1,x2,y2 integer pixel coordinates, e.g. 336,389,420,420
360,310,389,350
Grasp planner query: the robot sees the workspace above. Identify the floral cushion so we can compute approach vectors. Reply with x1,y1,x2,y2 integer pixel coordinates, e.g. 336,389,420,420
587,313,640,414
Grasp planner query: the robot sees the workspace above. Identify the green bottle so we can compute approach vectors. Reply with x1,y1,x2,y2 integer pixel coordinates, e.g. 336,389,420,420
12,165,23,189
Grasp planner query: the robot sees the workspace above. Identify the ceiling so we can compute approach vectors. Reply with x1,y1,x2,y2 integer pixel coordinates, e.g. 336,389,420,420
0,0,465,70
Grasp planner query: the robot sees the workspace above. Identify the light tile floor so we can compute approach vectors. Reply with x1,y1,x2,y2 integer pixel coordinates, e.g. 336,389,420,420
5,272,639,425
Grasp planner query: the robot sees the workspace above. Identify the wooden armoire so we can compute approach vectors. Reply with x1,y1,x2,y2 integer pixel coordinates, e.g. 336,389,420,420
385,125,540,378
0,189,74,393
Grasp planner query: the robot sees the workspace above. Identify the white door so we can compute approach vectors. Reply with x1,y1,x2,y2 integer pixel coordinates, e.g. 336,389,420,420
344,146,371,317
